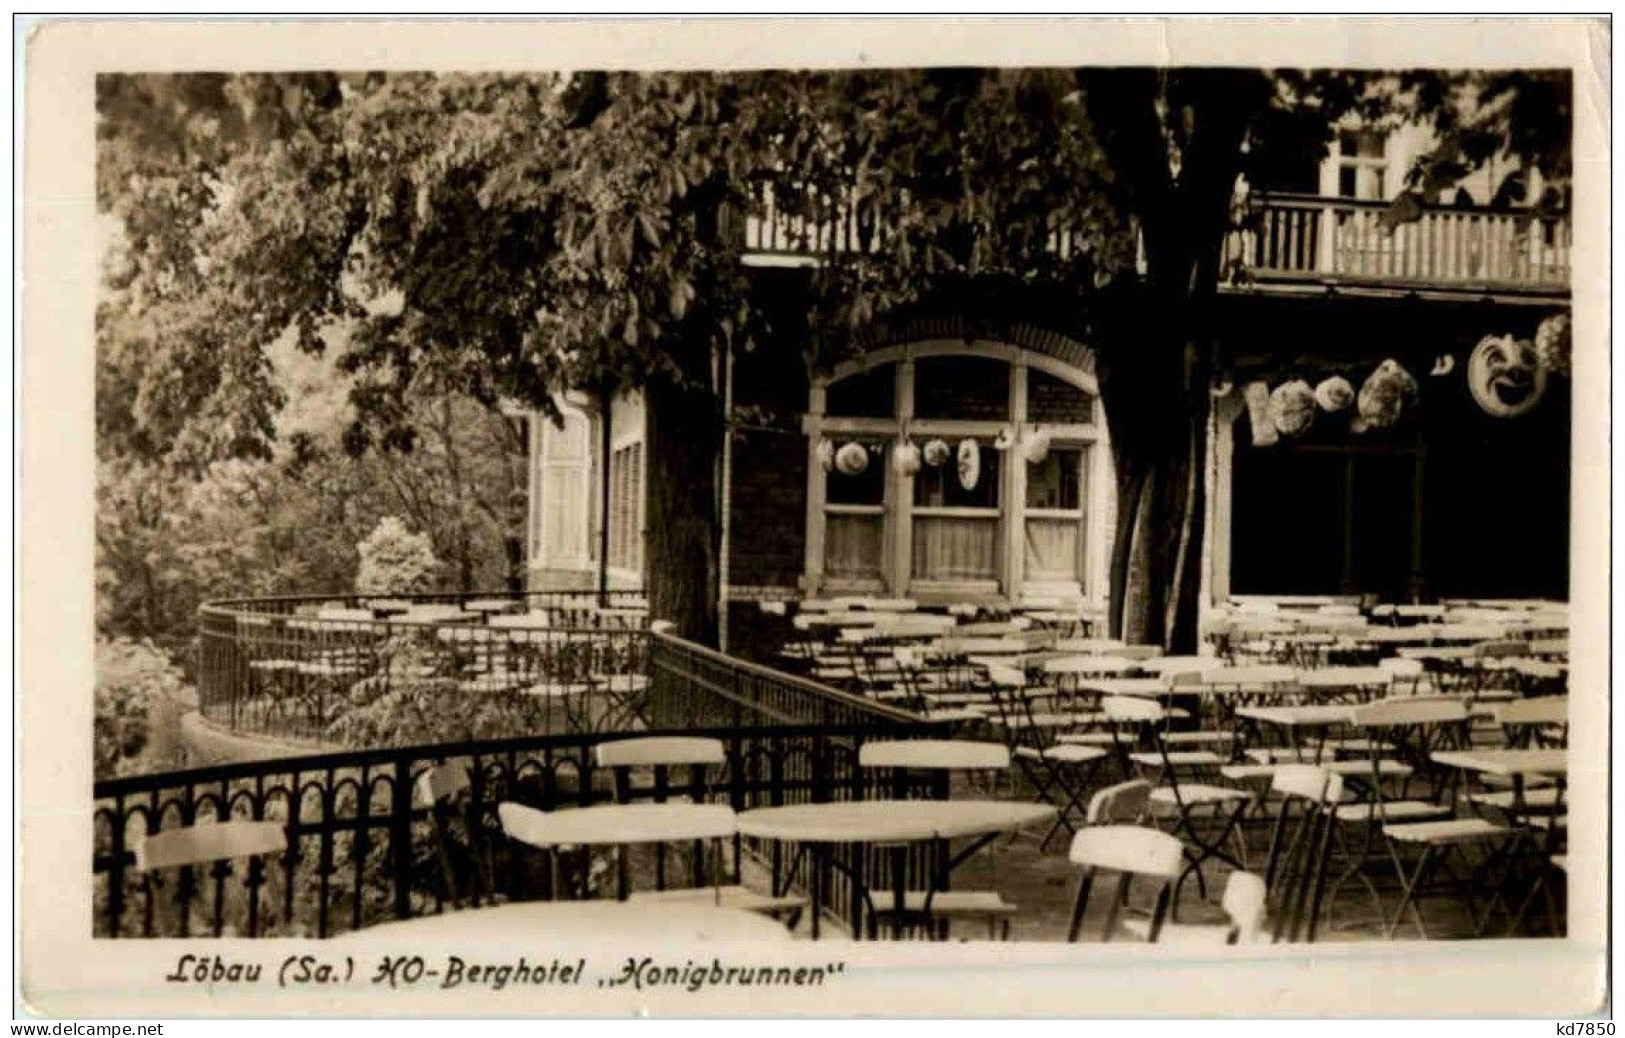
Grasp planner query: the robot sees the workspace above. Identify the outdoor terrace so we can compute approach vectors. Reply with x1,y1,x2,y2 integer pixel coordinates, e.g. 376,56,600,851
95,589,1570,945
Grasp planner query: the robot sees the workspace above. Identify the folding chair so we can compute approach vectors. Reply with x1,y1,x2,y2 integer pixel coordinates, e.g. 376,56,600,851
857,740,1021,939
1102,695,1252,913
1084,779,1153,826
1260,765,1343,943
134,819,288,937
984,663,1108,849
1065,825,1185,942
594,737,807,922
416,761,502,911
1345,698,1513,939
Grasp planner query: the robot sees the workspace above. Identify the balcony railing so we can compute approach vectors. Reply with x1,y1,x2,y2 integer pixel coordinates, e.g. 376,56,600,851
1228,192,1571,293
735,183,1095,266
735,183,1570,294
93,720,942,939
197,590,652,743
196,592,923,745
97,630,933,939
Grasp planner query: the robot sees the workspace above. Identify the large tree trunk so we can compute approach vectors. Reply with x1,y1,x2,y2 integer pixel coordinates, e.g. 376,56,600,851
1099,325,1209,653
644,349,722,645
1087,71,1264,653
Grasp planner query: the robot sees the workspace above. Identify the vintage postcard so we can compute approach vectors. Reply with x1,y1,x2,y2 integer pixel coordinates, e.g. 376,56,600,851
18,15,1610,1018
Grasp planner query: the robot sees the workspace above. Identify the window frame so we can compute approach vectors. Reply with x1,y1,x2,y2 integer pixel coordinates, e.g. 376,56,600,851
802,340,1110,605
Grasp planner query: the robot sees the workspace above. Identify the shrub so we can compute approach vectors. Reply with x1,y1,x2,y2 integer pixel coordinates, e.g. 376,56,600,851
95,637,191,780
355,517,441,595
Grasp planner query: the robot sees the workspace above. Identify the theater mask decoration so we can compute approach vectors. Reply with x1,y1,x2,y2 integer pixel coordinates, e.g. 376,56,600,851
892,439,922,476
1313,375,1354,413
1268,379,1317,437
922,438,950,467
992,425,1018,452
834,441,869,476
1351,359,1419,433
815,437,834,472
1244,380,1278,447
1022,427,1052,465
1468,334,1548,418
1534,312,1572,378
956,438,982,491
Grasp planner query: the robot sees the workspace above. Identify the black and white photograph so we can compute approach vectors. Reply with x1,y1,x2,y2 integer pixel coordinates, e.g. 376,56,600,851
19,16,1609,1019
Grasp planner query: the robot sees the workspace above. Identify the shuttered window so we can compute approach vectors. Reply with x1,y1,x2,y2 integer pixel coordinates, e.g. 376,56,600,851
608,442,644,573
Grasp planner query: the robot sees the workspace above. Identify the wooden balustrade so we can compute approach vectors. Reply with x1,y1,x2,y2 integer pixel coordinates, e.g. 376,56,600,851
1230,193,1570,292
738,184,1570,293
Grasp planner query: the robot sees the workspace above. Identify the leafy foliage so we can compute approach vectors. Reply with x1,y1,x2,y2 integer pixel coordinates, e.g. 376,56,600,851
94,636,191,780
355,517,442,595
96,69,1572,652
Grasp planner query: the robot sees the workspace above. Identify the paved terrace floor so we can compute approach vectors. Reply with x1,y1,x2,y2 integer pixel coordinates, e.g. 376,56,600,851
754,780,1551,943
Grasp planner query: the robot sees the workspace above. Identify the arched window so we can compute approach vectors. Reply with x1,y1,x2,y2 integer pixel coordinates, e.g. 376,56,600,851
803,340,1112,605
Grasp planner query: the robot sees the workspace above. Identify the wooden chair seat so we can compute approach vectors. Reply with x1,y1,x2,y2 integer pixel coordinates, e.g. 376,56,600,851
1382,817,1509,843
1162,731,1234,746
1467,787,1565,811
1055,731,1116,746
1149,783,1250,807
1332,799,1452,822
1015,744,1109,765
1130,750,1225,768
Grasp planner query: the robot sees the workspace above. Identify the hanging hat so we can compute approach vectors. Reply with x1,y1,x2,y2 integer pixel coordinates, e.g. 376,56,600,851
922,438,950,467
892,439,922,476
992,426,1017,452
1243,381,1277,447
1535,313,1571,377
834,441,869,476
815,437,835,472
1313,375,1355,413
1351,359,1419,432
1021,427,1052,465
1268,380,1317,438
956,438,982,491
1468,335,1547,418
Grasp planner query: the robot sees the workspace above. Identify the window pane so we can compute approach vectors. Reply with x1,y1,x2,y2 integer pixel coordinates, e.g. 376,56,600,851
913,516,999,581
825,364,895,418
916,442,1000,509
914,356,1009,421
825,442,886,505
826,514,884,581
1027,369,1093,424
1338,165,1358,198
1024,517,1079,581
1026,448,1082,511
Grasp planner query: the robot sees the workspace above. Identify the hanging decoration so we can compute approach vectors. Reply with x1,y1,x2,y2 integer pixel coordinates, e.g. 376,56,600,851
1313,375,1354,413
956,438,982,491
922,438,951,468
892,439,922,476
1468,335,1547,418
1243,381,1277,447
1351,359,1419,432
1535,312,1572,377
834,441,869,476
1022,427,1052,465
1268,380,1317,438
992,426,1018,452
816,437,835,472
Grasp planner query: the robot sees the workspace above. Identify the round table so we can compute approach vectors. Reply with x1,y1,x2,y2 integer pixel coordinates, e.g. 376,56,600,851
343,900,794,942
737,800,1053,938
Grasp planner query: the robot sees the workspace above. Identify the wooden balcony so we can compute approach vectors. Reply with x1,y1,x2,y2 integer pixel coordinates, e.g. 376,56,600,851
734,185,1570,298
1226,192,1570,298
